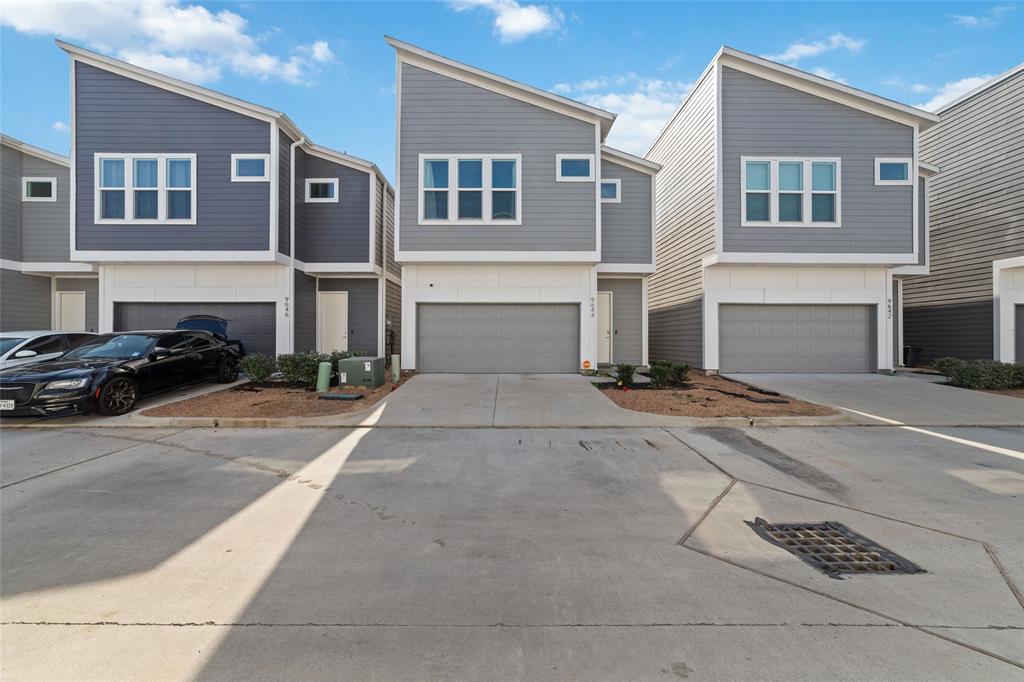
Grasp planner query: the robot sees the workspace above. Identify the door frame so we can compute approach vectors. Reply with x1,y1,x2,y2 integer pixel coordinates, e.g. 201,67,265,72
596,290,613,365
317,290,350,353
55,290,87,331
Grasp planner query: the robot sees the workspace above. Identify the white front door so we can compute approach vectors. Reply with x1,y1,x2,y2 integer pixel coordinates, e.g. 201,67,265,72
319,291,349,352
57,291,87,331
597,291,612,364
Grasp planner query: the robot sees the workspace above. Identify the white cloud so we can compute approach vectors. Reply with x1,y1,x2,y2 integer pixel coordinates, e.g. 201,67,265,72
915,75,993,111
951,4,1014,28
450,0,563,42
810,67,848,84
0,0,336,85
52,121,69,133
910,83,932,94
765,33,865,65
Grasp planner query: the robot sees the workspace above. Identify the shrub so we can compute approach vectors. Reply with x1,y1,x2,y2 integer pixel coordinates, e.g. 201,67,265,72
615,363,636,387
670,362,690,385
327,349,367,368
276,351,329,388
932,357,962,378
649,360,690,388
239,353,276,385
933,356,1024,390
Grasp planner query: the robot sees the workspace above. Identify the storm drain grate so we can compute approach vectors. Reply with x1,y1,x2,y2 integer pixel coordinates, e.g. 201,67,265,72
746,517,926,580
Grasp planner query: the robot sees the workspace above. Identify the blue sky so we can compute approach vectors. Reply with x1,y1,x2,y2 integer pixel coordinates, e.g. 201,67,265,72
2,1,1021,181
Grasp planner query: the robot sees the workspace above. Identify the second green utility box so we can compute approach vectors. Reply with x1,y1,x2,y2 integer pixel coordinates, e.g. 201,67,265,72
337,356,385,389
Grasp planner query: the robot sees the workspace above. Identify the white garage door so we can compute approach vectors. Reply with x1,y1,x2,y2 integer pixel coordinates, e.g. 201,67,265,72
418,303,578,373
719,304,874,373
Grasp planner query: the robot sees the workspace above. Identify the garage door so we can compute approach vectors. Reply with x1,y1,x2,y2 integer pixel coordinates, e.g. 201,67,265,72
719,304,874,373
418,303,578,373
114,302,277,356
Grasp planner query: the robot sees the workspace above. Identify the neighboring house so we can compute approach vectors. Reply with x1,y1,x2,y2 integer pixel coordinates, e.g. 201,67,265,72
901,64,1024,364
1,134,99,333
646,47,940,373
58,41,399,359
387,37,659,373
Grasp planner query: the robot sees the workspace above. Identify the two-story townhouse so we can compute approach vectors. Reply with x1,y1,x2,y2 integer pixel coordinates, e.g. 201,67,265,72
59,41,399,359
387,37,659,373
901,64,1024,365
647,47,940,374
1,134,99,333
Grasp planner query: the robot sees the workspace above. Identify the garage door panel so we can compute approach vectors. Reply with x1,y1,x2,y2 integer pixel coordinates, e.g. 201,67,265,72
114,302,277,357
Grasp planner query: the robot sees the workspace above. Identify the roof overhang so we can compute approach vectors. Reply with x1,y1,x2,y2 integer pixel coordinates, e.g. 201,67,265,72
919,161,941,177
601,145,661,174
0,134,69,167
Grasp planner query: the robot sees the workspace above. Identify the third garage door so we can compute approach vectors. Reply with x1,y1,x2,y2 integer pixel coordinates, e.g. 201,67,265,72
719,304,874,373
418,303,578,373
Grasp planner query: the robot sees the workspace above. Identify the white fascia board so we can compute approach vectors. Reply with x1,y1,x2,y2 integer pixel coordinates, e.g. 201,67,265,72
396,250,601,264
302,143,375,173
296,261,376,274
0,134,69,167
935,62,1024,114
1,259,97,274
596,263,656,273
891,265,930,276
71,251,279,263
703,252,919,267
601,146,661,174
918,161,941,177
646,50,721,158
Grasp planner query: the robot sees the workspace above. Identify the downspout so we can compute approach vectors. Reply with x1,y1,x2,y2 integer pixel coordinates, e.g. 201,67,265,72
289,136,306,353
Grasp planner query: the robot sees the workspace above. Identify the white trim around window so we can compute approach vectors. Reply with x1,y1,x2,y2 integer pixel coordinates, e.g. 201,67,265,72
600,178,621,203
740,156,841,228
305,178,339,203
93,153,197,225
231,153,270,182
555,153,595,182
875,157,913,186
21,176,57,202
417,153,522,226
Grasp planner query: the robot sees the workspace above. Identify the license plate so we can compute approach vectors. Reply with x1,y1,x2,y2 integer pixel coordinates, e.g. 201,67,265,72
0,400,14,411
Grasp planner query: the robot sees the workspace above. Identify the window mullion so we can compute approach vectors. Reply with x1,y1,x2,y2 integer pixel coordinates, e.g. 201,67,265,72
803,161,811,225
158,155,166,222
483,157,492,224
770,160,779,224
126,155,135,224
446,156,454,222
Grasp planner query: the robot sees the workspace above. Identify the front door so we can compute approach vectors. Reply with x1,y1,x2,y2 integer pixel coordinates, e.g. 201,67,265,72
319,291,349,352
58,291,87,331
597,291,612,365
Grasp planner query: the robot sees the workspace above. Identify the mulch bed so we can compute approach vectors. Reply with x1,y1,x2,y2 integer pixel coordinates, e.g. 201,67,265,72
598,374,836,417
142,371,413,418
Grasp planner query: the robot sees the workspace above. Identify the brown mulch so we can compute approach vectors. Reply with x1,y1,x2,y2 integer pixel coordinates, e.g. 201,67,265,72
980,386,1024,399
142,372,413,418
599,374,836,417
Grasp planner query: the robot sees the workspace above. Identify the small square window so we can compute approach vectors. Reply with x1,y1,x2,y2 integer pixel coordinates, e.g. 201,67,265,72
22,178,56,202
231,154,270,181
306,178,339,203
600,179,621,203
875,158,912,185
556,154,594,181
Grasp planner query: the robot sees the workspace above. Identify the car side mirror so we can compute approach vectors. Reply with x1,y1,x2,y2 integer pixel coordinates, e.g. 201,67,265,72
13,350,38,359
149,348,171,361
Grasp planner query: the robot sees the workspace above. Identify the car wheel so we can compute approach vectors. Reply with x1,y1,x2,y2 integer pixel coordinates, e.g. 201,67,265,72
97,377,139,416
217,355,240,383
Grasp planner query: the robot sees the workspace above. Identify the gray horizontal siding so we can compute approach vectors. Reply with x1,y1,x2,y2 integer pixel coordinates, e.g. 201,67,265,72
21,154,71,263
55,277,99,332
278,130,293,256
301,153,370,263
1,269,51,331
1,145,22,261
75,62,271,251
294,270,316,352
721,66,914,254
598,277,643,365
384,185,400,277
399,63,597,252
317,277,378,354
600,160,652,264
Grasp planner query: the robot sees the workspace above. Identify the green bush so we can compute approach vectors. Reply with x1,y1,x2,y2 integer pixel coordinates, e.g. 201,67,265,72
670,362,690,385
649,360,690,388
932,357,961,377
933,357,1024,390
615,363,636,386
327,349,366,368
239,353,276,385
276,351,329,388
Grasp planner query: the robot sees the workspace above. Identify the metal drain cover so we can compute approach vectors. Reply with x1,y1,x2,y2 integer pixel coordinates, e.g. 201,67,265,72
746,517,926,580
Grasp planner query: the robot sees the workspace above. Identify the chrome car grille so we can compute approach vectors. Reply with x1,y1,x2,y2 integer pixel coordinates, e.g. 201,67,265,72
0,382,36,405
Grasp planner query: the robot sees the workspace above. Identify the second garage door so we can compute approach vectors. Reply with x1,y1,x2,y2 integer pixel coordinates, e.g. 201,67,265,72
114,302,277,356
719,304,874,373
418,303,579,373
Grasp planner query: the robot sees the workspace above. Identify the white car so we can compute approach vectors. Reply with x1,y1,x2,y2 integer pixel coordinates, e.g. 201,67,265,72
0,331,97,370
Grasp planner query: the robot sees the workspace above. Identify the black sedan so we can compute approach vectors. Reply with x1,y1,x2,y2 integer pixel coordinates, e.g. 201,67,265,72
0,330,241,418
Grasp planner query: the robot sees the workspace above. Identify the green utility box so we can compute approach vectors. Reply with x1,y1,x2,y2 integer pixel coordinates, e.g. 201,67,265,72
337,356,386,389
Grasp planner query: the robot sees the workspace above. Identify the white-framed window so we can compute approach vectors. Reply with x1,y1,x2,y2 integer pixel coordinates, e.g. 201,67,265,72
22,177,56,202
740,156,841,227
94,153,196,224
556,153,594,182
418,154,521,225
305,178,339,203
600,178,621,203
231,153,270,182
875,157,912,186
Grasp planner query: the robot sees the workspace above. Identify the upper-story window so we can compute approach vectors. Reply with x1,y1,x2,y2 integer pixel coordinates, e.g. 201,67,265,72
22,177,56,202
231,154,270,182
875,158,912,186
305,178,339,203
419,154,521,224
600,179,621,203
741,157,841,227
556,154,594,182
95,153,196,224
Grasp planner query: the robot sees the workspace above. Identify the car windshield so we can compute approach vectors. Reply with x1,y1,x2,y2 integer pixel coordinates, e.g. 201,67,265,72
0,338,28,355
63,334,156,360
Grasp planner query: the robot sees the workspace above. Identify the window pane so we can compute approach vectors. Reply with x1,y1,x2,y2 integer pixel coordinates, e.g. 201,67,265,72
101,159,124,187
423,160,448,189
236,158,266,177
746,193,769,221
457,160,482,188
779,162,803,191
167,190,191,219
812,162,835,191
101,190,125,219
879,162,908,181
167,159,192,188
779,193,802,221
492,191,516,220
600,182,618,200
310,182,335,199
424,190,448,219
812,194,835,222
745,161,769,191
26,181,53,198
134,159,158,187
492,160,516,188
134,190,158,219
457,190,482,219
560,157,590,178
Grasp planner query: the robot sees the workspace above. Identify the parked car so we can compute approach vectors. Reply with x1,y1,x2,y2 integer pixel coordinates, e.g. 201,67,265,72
0,331,97,370
0,330,241,417
175,315,247,356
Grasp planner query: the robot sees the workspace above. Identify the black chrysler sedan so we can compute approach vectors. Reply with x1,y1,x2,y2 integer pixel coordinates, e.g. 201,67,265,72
0,330,241,418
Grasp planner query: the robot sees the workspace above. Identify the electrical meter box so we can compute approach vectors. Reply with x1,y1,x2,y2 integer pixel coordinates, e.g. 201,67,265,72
337,356,386,389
